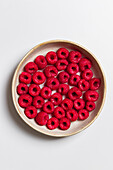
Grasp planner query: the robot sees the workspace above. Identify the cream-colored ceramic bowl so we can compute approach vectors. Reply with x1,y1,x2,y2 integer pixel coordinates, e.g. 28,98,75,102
12,40,106,137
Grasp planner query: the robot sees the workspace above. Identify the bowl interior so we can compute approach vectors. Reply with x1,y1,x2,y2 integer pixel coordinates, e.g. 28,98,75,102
12,41,106,137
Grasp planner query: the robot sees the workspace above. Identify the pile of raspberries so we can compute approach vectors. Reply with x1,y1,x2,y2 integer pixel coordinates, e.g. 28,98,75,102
17,48,100,130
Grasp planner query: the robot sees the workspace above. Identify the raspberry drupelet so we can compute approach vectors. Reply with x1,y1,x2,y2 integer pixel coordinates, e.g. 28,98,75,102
50,93,62,105
68,87,82,100
57,84,69,95
46,51,58,65
33,96,44,109
17,83,28,95
35,112,49,126
74,98,85,110
24,62,38,74
32,72,46,85
34,55,47,69
24,106,37,119
44,66,58,78
66,109,78,121
58,71,69,83
57,48,69,59
59,117,70,130
19,72,32,84
18,94,32,108
68,51,82,63
55,59,68,71
46,117,59,130
54,107,65,119
40,86,52,99
29,84,40,96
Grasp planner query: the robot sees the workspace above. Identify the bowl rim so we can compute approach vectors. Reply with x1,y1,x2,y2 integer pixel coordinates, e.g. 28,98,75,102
12,40,106,137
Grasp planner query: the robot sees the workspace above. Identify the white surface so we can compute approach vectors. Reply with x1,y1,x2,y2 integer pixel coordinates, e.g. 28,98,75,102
0,0,112,169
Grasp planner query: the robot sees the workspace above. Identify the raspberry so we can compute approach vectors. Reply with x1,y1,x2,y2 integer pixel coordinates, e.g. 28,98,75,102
86,101,95,112
33,96,44,109
59,117,70,130
32,72,46,85
68,87,82,100
79,58,92,71
24,106,37,119
50,93,62,105
67,63,79,74
46,117,59,130
57,84,69,95
17,83,28,95
69,74,80,86
43,101,54,114
61,98,73,110
57,48,69,59
78,79,89,91
19,72,32,84
84,90,99,102
58,71,69,83
74,98,85,110
35,112,49,126
89,78,101,90
55,59,68,71
40,86,52,99
53,107,65,119
18,94,32,108
34,55,47,69
78,109,89,120
81,69,93,81
68,51,82,63
66,109,78,121
24,62,38,74
44,66,58,78
29,84,40,96
46,77,59,90
46,51,57,65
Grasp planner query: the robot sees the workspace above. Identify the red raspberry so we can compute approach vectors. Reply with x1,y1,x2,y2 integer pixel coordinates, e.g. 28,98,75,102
66,109,78,121
29,84,40,96
61,98,73,110
46,51,57,65
89,78,101,90
18,94,32,108
79,58,92,71
84,90,99,102
24,62,38,74
53,107,65,119
32,72,46,85
19,72,32,84
57,84,69,95
86,101,95,112
50,93,62,105
69,74,80,86
24,106,37,119
78,79,89,91
78,109,89,120
46,117,59,130
46,77,59,90
43,101,54,114
68,51,82,63
55,59,68,71
34,55,47,69
68,87,82,100
17,83,28,95
58,71,69,83
59,117,70,130
81,69,93,81
33,96,44,109
44,66,58,78
40,86,52,99
57,48,69,59
35,112,49,126
74,98,85,110
67,63,79,74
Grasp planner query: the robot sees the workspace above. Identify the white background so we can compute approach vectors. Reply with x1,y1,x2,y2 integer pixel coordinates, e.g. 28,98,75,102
0,0,112,169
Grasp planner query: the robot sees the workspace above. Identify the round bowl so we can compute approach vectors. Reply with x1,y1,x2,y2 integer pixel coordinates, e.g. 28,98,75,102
12,40,106,137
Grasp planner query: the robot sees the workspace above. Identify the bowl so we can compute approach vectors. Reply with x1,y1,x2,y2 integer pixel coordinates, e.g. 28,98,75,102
12,40,106,137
